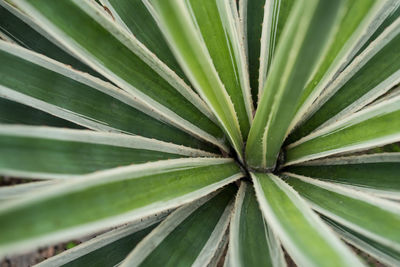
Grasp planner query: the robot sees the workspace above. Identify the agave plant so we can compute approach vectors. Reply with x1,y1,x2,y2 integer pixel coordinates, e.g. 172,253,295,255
0,0,399,266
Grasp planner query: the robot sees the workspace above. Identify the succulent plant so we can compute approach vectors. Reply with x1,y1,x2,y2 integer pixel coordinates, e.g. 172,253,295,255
0,0,399,266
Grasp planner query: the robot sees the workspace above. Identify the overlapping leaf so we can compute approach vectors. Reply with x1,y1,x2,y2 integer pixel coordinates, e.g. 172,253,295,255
1,0,400,265
144,0,247,159
251,172,362,266
284,153,400,199
227,182,285,267
288,0,398,139
246,0,344,169
284,174,400,254
121,186,235,266
289,15,400,141
0,1,100,77
10,0,228,152
285,95,400,165
0,125,217,179
0,158,242,256
0,40,218,152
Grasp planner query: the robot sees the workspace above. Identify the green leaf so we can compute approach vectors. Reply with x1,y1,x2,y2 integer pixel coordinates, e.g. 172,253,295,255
98,0,218,124
289,16,400,141
184,0,253,137
251,172,362,267
352,4,400,61
246,0,344,169
287,1,398,140
365,141,400,154
227,182,285,267
36,213,167,267
239,0,266,104
285,95,400,165
0,158,242,256
0,1,101,78
121,186,236,267
258,0,295,99
144,0,245,159
284,153,400,199
10,0,227,151
324,216,400,267
99,0,191,86
284,174,400,254
0,97,81,128
0,125,217,179
0,41,219,152
0,180,57,202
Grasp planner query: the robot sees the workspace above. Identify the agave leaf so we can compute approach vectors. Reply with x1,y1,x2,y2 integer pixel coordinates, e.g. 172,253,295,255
0,158,242,256
324,216,400,267
285,95,400,165
240,0,294,104
284,174,400,254
98,0,180,70
238,0,265,104
284,153,400,200
0,0,101,78
0,41,220,152
290,16,400,141
211,233,230,267
251,172,362,267
288,0,399,137
0,180,58,202
120,186,235,267
365,83,400,108
98,0,218,123
36,212,168,267
9,0,228,151
227,182,285,267
362,141,400,154
0,97,81,128
99,0,192,87
310,87,400,157
1,0,399,265
257,0,294,99
0,31,13,42
246,0,344,169
0,125,218,179
351,3,400,63
183,0,253,137
144,0,245,160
